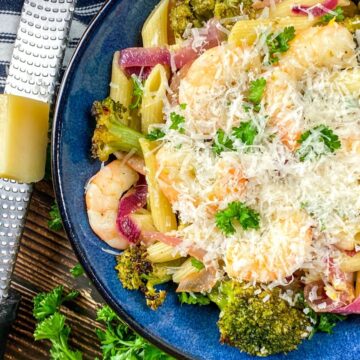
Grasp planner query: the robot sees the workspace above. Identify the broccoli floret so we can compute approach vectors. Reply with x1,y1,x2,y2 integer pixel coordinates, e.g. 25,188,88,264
116,245,172,310
191,0,216,18
342,15,360,33
170,0,257,38
214,0,256,19
91,97,143,162
169,2,198,37
208,281,311,356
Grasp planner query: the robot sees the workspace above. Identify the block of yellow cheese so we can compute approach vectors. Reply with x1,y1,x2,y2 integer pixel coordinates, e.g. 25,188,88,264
0,94,50,183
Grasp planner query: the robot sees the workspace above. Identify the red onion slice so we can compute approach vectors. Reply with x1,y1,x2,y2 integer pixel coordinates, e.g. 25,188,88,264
292,0,338,16
119,47,170,68
176,267,217,293
118,19,225,76
116,176,147,244
330,296,360,314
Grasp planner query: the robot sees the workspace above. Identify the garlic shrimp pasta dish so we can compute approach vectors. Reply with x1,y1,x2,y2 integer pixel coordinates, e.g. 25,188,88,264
85,0,360,356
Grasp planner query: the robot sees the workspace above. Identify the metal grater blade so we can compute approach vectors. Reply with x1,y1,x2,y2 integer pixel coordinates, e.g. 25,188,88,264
0,180,32,300
5,0,76,103
0,0,76,303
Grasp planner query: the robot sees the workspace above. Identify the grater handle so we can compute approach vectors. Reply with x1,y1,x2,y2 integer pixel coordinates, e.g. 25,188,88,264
0,289,21,359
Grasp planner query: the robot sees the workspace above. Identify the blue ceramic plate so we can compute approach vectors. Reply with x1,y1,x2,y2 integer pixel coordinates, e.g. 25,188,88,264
52,1,360,359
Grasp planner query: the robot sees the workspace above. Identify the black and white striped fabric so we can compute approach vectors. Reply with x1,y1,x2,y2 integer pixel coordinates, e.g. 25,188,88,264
0,0,105,93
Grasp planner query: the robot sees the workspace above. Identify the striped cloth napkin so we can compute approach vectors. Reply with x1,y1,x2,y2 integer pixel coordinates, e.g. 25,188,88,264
0,0,105,93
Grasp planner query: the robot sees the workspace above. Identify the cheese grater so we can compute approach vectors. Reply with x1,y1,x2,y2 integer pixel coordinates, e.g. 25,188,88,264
0,0,76,355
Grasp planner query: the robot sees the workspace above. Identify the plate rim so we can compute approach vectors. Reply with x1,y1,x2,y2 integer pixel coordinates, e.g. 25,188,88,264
51,1,192,358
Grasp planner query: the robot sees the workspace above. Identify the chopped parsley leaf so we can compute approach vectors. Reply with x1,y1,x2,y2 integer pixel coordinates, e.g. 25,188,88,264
248,78,267,105
33,286,79,321
70,264,85,278
48,203,63,231
146,128,165,141
178,292,211,306
179,103,187,110
129,75,143,110
215,201,260,235
212,129,234,155
266,26,295,64
169,112,185,133
191,258,205,271
232,121,258,145
320,6,344,23
297,125,341,162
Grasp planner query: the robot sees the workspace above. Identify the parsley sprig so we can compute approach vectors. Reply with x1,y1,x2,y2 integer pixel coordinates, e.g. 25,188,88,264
248,78,267,107
297,293,346,339
232,121,258,145
34,312,83,360
70,264,85,278
129,75,144,110
169,112,185,133
96,306,174,359
215,201,260,235
48,202,63,231
178,292,211,306
33,286,174,360
212,120,258,155
320,6,344,23
212,129,234,154
266,27,295,64
297,125,341,161
146,128,165,141
191,258,205,271
33,286,79,321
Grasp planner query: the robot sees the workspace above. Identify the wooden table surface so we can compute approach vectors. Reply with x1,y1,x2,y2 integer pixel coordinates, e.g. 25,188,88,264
4,180,104,359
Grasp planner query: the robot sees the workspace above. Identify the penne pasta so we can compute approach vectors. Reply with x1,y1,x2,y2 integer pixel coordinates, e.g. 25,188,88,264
356,272,360,298
131,208,157,232
147,241,182,263
172,258,198,283
109,51,133,114
331,68,360,96
139,138,177,232
269,0,350,18
228,17,316,46
140,64,169,134
142,0,169,47
340,252,360,273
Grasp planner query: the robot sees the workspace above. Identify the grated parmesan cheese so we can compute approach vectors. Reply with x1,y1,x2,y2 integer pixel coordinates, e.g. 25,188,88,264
156,22,360,285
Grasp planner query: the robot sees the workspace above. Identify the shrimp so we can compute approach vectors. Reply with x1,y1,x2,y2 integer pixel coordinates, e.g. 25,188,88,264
178,44,261,134
225,210,313,283
155,145,247,211
266,23,357,149
85,160,139,249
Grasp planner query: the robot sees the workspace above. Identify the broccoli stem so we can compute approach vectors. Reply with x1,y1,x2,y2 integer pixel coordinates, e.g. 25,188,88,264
107,116,143,154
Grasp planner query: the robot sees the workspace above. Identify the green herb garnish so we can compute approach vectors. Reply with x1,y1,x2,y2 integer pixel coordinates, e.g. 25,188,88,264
129,75,144,110
146,128,166,141
33,286,79,321
266,27,295,64
297,125,341,161
320,6,344,23
215,201,260,235
70,264,85,278
169,112,185,133
248,78,267,106
34,312,83,360
212,129,234,155
232,121,258,145
191,258,205,271
178,292,211,306
96,305,174,359
48,203,63,231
